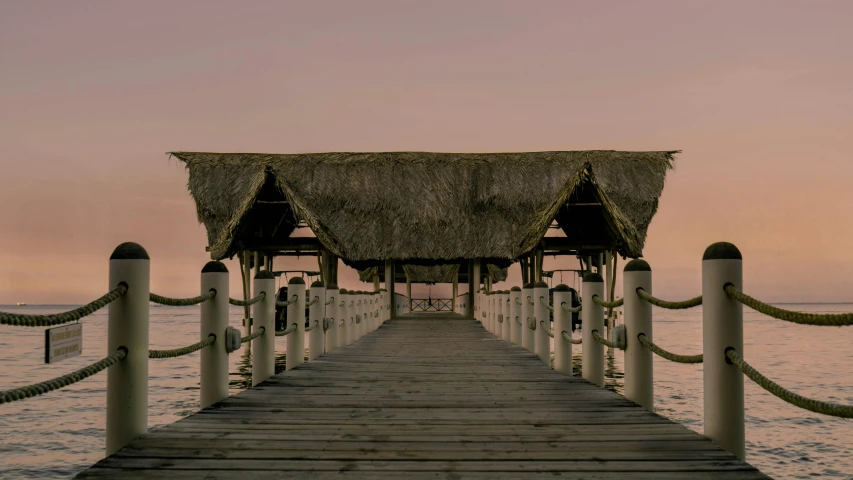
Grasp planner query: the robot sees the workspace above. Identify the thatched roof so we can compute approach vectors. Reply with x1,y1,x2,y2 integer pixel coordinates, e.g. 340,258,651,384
357,263,507,285
171,151,676,262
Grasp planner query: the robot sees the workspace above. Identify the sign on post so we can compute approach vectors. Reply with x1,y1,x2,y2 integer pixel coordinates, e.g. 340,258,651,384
45,323,83,363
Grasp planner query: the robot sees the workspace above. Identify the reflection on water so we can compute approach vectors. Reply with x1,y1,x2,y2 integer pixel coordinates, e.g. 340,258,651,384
0,304,851,479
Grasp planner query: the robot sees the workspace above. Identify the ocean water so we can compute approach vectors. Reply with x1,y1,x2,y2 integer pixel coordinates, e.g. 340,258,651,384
0,304,851,479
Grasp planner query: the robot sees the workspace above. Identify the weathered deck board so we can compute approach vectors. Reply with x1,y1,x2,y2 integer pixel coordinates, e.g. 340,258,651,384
78,317,769,479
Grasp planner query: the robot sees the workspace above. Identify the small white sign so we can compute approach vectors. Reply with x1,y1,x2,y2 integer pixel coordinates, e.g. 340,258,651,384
45,323,83,363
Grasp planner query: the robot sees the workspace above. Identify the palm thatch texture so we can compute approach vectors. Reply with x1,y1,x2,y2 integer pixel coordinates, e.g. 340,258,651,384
171,151,676,262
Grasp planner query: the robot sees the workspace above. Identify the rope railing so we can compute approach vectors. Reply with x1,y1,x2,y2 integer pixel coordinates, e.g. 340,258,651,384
497,314,503,324
275,295,298,308
561,330,583,344
636,288,702,309
724,284,853,327
726,348,853,418
0,284,127,327
305,296,319,307
305,320,319,332
539,297,554,312
0,348,127,405
325,297,335,305
637,333,703,364
560,302,582,313
591,329,620,349
516,316,522,326
241,326,266,343
149,334,216,359
592,295,623,308
276,324,296,337
515,298,522,305
527,317,537,331
149,290,215,307
541,320,554,338
527,297,535,305
229,292,266,307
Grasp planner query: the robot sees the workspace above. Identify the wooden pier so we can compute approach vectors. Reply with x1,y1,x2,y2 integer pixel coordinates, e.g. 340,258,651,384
78,315,767,479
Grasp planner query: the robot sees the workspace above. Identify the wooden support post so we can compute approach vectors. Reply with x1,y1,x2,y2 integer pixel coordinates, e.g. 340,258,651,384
106,242,149,456
285,277,305,371
582,273,604,386
200,261,229,409
308,281,325,360
553,284,572,374
325,284,339,353
703,242,745,460
472,260,481,317
385,260,394,319
510,286,521,345
452,273,458,313
252,271,275,385
406,278,412,312
373,275,380,292
534,281,550,365
624,259,653,410
241,250,252,336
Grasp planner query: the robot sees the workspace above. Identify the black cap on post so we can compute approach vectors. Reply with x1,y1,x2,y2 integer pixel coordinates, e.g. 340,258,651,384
255,271,275,280
583,273,603,283
310,280,324,288
327,283,339,290
703,242,742,260
510,286,521,291
110,242,149,260
553,284,571,292
523,282,534,289
534,281,548,289
202,261,228,273
624,259,651,272
288,277,306,285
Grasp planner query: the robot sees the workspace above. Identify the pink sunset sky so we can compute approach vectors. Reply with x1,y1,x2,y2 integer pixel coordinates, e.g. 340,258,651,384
1,1,851,304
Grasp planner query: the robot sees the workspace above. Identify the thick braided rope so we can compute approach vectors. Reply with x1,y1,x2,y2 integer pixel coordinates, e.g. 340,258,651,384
539,297,554,312
527,317,537,331
497,314,504,324
0,348,126,405
241,326,266,343
591,329,619,349
276,324,297,337
637,333,703,364
305,320,319,332
515,298,522,305
0,284,127,327
726,348,853,418
275,295,298,308
541,320,554,338
725,285,853,326
229,292,265,307
560,302,582,313
561,330,583,344
592,295,624,308
515,316,522,326
149,334,216,359
636,289,702,309
325,297,335,305
305,296,319,307
527,297,535,305
149,290,215,307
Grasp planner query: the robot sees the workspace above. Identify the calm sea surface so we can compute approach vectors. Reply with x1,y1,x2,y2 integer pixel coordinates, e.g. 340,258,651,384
0,304,851,479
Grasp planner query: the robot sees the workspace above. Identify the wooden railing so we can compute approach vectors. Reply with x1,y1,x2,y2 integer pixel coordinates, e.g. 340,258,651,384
410,298,453,312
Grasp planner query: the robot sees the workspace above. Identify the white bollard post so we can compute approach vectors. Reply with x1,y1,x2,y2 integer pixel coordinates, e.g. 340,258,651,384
285,277,306,371
325,284,339,353
501,291,511,341
703,242,745,459
485,292,492,332
356,291,365,339
624,259,653,411
252,271,275,385
521,283,535,352
308,281,325,360
534,281,550,365
200,261,229,409
106,242,149,456
339,289,350,347
510,286,521,345
582,273,605,387
346,290,356,345
552,284,572,374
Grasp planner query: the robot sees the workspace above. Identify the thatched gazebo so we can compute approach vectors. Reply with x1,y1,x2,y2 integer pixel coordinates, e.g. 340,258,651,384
171,150,676,316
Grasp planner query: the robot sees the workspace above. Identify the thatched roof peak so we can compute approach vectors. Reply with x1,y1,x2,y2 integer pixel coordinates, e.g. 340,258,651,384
171,150,676,262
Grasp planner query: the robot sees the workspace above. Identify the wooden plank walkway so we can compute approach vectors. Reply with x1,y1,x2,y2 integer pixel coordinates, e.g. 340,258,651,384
78,316,769,479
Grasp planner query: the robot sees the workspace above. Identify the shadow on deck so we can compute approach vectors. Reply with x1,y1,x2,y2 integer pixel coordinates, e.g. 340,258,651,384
78,317,768,479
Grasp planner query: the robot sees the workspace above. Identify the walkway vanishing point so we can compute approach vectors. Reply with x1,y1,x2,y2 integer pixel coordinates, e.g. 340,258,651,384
78,315,768,479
